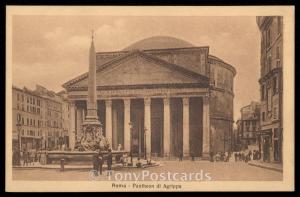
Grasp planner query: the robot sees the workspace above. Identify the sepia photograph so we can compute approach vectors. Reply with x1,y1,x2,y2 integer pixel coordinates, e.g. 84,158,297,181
5,6,294,192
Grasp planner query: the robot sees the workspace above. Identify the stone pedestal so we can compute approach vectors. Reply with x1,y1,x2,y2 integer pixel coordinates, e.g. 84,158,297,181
80,121,106,151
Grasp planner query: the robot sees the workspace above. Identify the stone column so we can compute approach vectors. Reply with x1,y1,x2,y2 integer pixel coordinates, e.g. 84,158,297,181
183,97,190,157
69,102,76,150
163,98,170,157
124,99,131,152
112,107,118,150
105,100,112,148
144,98,151,158
202,95,210,159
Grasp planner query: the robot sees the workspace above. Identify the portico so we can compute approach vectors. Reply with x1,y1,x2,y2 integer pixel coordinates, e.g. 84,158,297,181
67,86,210,158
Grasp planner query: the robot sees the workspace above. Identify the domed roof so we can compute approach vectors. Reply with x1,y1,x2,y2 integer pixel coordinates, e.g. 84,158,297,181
123,36,194,51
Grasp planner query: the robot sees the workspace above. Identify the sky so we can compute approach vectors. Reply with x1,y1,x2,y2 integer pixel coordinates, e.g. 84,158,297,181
12,15,261,122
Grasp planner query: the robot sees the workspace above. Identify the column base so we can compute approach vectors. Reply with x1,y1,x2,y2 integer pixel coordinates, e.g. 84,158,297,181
201,152,210,160
183,153,190,159
164,153,170,158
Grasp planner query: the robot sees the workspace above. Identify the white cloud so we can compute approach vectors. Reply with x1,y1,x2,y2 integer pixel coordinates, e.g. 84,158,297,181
66,35,90,48
44,27,64,40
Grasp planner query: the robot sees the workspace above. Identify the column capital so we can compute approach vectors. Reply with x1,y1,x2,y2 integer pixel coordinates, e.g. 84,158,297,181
124,98,131,107
144,98,151,106
69,100,76,106
105,99,112,107
203,94,210,104
182,97,189,105
163,97,170,105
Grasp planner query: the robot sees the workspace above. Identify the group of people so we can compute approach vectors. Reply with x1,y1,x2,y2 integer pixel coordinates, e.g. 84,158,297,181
210,152,231,162
92,148,113,176
12,148,41,166
234,150,261,163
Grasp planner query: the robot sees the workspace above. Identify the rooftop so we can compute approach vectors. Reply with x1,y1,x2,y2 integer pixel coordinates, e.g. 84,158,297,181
123,36,194,51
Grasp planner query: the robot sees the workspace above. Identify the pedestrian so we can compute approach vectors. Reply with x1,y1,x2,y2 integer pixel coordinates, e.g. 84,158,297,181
12,148,17,166
107,148,113,171
23,149,28,166
248,150,252,161
225,152,229,162
30,151,35,165
215,152,220,162
209,151,214,162
179,152,183,161
62,143,66,151
92,152,99,176
38,151,41,163
117,144,122,151
20,149,24,166
234,152,237,162
122,153,128,166
136,157,142,168
220,152,224,162
241,152,245,162
98,151,103,175
34,151,38,162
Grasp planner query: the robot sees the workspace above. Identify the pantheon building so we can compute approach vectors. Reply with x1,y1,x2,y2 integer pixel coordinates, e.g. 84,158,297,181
63,36,236,159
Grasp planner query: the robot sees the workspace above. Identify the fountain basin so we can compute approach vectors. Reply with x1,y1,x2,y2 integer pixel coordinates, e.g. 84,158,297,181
41,150,128,165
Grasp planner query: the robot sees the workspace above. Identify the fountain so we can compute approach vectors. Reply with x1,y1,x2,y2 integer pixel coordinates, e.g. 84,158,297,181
44,32,127,165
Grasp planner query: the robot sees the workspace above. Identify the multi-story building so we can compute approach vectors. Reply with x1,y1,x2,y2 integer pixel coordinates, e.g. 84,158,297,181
12,86,44,151
12,85,71,151
57,90,71,149
232,127,242,151
236,102,260,150
35,85,63,150
256,16,283,163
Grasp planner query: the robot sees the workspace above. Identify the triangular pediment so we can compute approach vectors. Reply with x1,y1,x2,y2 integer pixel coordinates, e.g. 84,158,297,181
63,51,208,89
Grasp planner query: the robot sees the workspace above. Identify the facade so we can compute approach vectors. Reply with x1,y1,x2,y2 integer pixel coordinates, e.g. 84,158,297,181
12,86,44,151
57,91,72,149
256,16,283,163
12,85,71,151
232,127,241,151
63,36,236,158
236,102,260,150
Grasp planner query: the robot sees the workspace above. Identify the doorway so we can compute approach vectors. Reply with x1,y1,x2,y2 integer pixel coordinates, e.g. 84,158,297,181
130,99,145,157
262,135,270,162
112,100,124,150
151,98,163,157
189,97,203,157
170,98,183,157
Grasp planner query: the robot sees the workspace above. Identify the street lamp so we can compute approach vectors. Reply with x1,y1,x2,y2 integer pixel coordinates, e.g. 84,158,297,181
16,121,22,166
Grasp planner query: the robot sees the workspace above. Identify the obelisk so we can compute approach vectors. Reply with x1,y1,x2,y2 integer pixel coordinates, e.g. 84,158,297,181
80,31,102,151
83,31,100,125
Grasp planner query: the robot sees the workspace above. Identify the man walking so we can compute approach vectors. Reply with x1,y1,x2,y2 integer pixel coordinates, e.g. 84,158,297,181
98,150,103,175
23,149,28,167
92,152,99,176
107,148,113,175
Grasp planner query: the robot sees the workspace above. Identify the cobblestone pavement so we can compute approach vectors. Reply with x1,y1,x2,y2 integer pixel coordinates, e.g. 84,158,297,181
12,161,282,181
